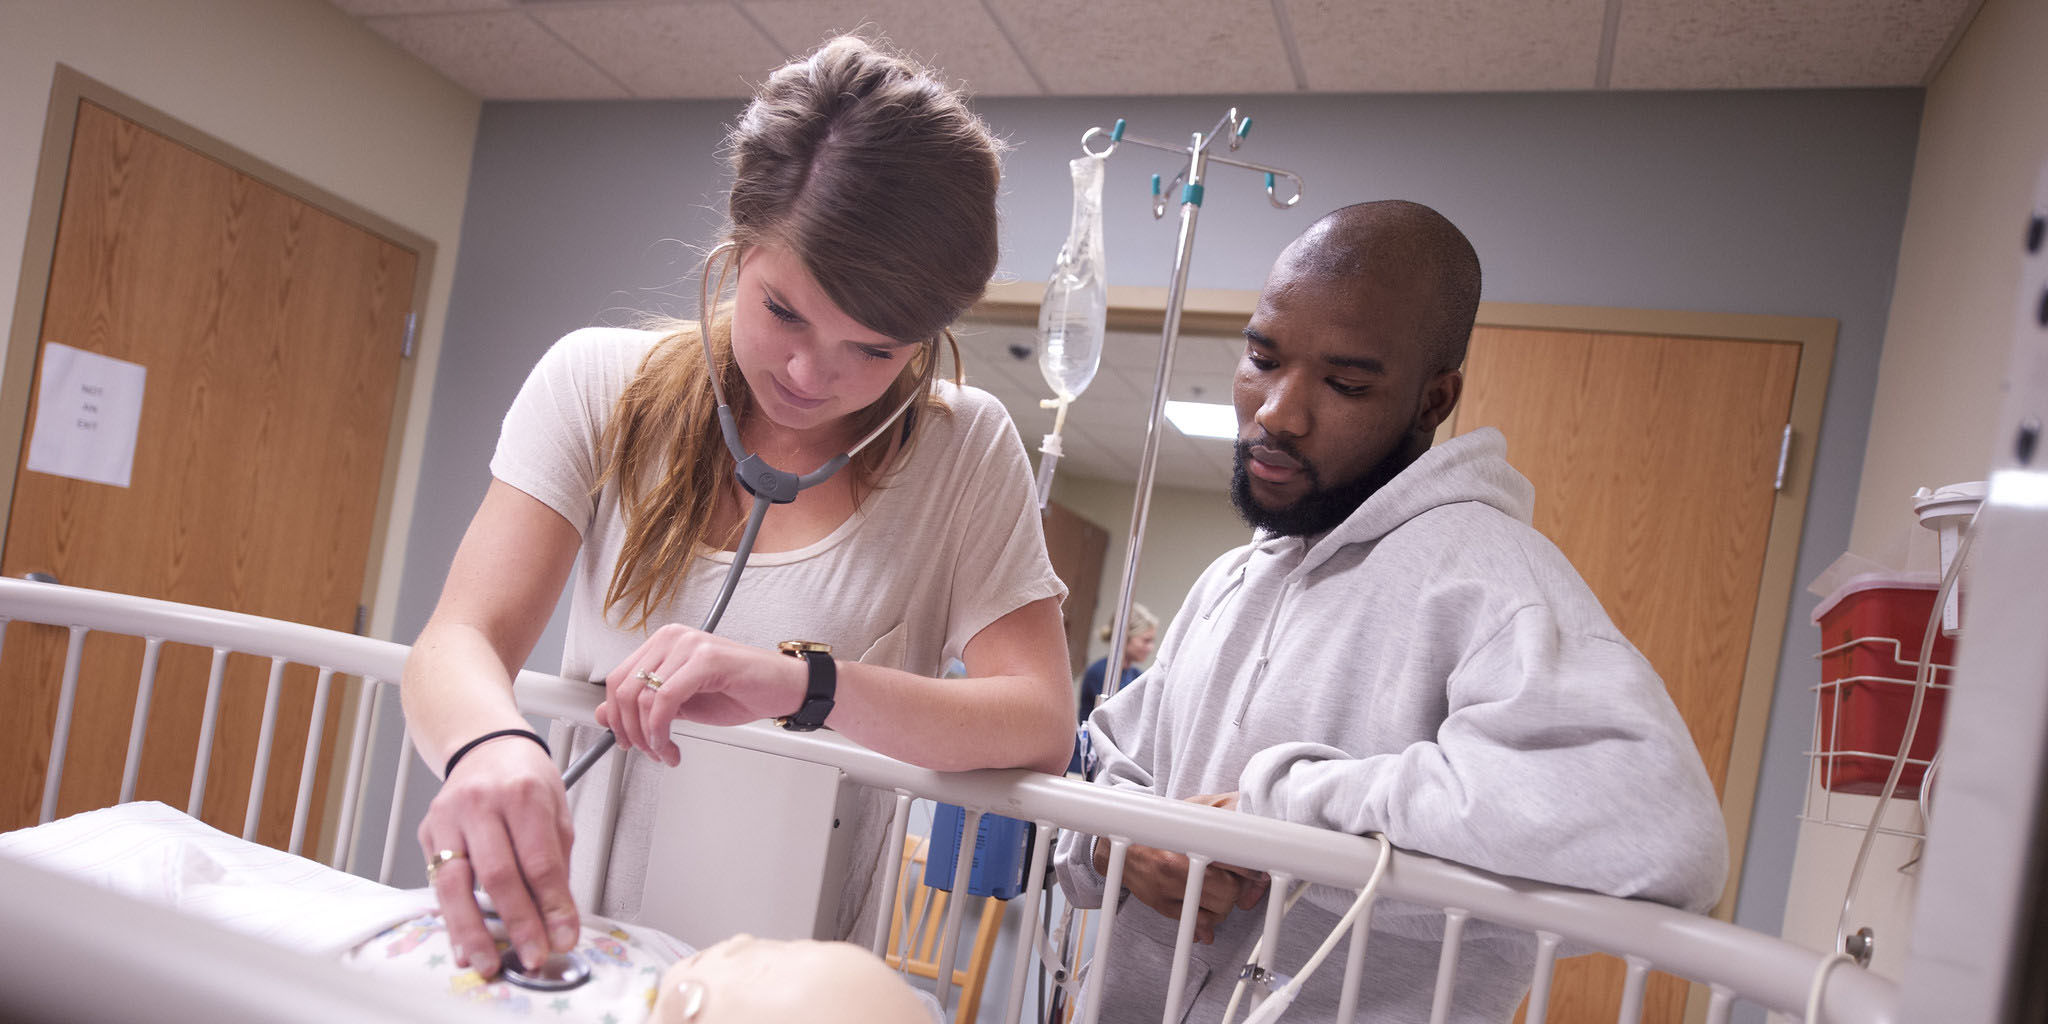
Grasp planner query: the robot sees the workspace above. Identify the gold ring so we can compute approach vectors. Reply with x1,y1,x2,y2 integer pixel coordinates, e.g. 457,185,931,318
426,848,465,883
635,669,664,690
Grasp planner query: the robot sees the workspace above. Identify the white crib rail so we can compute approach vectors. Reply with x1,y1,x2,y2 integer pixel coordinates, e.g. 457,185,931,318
1,579,1902,1024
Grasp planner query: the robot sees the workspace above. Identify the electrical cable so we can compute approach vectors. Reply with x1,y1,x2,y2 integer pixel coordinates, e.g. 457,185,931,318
1220,834,1392,1024
1804,951,1856,1024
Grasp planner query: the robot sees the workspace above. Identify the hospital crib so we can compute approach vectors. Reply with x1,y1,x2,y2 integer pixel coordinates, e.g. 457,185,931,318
0,578,1900,1024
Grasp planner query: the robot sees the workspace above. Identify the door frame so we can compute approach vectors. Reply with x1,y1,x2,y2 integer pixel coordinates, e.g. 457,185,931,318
971,280,1839,923
0,65,437,859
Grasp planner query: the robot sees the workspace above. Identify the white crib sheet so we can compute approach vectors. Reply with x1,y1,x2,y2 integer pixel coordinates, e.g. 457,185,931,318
0,801,437,954
0,801,945,1023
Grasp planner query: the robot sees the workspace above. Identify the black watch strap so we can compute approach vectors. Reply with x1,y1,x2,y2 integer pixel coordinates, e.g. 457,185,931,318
776,640,835,732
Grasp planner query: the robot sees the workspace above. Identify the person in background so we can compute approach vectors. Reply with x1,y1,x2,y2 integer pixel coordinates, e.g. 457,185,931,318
1069,603,1158,774
402,36,1073,981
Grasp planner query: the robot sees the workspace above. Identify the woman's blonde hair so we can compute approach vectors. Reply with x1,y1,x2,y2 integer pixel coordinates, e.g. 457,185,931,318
597,37,1002,628
1097,603,1159,644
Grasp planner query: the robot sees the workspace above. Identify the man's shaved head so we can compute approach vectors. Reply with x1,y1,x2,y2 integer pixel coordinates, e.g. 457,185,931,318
1274,201,1481,374
1230,201,1479,536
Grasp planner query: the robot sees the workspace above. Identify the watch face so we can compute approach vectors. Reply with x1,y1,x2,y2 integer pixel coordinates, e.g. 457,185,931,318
778,639,831,656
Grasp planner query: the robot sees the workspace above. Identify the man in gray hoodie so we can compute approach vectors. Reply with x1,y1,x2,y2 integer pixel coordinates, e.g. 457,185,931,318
1053,201,1728,1022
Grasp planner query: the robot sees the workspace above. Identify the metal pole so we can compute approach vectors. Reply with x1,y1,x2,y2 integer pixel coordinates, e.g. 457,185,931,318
1102,133,1210,702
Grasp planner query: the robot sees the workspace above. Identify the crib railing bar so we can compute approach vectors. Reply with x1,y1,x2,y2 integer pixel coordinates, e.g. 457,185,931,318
1163,854,1212,1024
39,625,89,824
873,793,913,957
1426,908,1469,1024
1524,930,1563,1024
930,807,981,1014
1617,955,1651,1024
243,657,287,841
1706,983,1736,1024
1078,839,1130,1024
894,846,921,975
288,667,336,856
379,726,416,886
1252,872,1296,1019
334,678,381,872
998,817,1055,1024
0,579,412,684
118,637,165,804
1333,896,1376,1024
189,648,230,818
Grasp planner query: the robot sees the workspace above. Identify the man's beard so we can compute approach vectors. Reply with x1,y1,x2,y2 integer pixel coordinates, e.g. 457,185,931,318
1230,434,1418,538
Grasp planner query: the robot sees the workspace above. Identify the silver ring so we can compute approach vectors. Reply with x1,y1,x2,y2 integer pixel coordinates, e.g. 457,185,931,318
426,848,465,883
634,669,664,690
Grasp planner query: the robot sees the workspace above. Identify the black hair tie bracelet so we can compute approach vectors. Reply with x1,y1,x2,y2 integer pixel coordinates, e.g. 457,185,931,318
444,728,551,779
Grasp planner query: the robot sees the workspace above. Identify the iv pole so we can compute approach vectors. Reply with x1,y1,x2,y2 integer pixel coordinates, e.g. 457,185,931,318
1079,110,1303,706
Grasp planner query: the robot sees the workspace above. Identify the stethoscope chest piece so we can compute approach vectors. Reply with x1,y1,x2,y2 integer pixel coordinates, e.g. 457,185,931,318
500,948,593,991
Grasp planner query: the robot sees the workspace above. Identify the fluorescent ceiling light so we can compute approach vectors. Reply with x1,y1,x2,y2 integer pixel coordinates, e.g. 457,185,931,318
1164,401,1237,440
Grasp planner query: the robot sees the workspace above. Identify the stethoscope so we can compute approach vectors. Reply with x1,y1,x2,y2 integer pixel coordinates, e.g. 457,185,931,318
558,243,920,791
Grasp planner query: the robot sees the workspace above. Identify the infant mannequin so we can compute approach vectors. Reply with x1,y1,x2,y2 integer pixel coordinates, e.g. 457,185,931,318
0,803,936,1021
655,935,935,1024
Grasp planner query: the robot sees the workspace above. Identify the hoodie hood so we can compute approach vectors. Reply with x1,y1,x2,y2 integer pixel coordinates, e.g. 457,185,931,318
1280,427,1535,576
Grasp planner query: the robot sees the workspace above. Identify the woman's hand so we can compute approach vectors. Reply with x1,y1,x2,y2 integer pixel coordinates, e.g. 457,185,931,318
597,625,806,766
417,737,578,979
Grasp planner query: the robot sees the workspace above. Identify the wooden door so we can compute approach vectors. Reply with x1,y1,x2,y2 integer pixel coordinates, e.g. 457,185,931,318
1042,500,1109,678
0,101,414,849
1453,327,1800,1024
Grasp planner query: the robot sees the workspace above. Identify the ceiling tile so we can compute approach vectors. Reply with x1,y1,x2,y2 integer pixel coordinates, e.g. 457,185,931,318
533,2,788,98
1283,0,1605,91
740,0,1042,96
1101,328,1169,370
363,11,629,98
1610,0,1977,89
984,0,1298,96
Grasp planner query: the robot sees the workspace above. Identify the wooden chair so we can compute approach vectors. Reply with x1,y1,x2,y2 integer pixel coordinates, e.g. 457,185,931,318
885,833,1006,1024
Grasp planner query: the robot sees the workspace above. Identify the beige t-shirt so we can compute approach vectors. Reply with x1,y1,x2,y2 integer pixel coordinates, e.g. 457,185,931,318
489,327,1066,937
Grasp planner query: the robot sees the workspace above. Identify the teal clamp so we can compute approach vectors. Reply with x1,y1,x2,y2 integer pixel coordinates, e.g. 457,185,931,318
1151,173,1161,196
1112,118,1126,142
1182,182,1205,207
1237,117,1253,139
1265,172,1275,189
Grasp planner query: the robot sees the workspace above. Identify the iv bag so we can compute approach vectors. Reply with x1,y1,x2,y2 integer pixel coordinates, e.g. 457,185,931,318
1039,155,1108,401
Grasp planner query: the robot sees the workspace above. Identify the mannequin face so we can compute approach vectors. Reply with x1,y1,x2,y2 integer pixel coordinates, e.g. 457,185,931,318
653,935,930,1024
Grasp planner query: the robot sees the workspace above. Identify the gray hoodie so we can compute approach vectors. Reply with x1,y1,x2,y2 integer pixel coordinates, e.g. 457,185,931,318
1054,428,1728,1023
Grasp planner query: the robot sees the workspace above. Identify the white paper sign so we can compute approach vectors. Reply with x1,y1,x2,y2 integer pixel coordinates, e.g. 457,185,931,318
25,342,148,489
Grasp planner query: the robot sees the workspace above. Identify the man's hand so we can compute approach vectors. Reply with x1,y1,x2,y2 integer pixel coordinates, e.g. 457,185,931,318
1091,792,1267,943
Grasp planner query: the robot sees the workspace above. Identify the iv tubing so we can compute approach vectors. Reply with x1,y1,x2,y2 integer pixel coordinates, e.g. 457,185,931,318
1831,503,1981,958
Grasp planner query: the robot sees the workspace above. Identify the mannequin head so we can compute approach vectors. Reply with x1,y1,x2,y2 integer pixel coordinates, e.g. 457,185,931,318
653,935,932,1024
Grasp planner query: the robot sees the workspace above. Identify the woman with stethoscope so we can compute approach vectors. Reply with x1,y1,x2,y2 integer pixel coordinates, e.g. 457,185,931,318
400,37,1074,981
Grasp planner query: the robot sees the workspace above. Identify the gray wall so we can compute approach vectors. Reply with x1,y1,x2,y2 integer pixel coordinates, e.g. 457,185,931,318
374,89,1922,986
